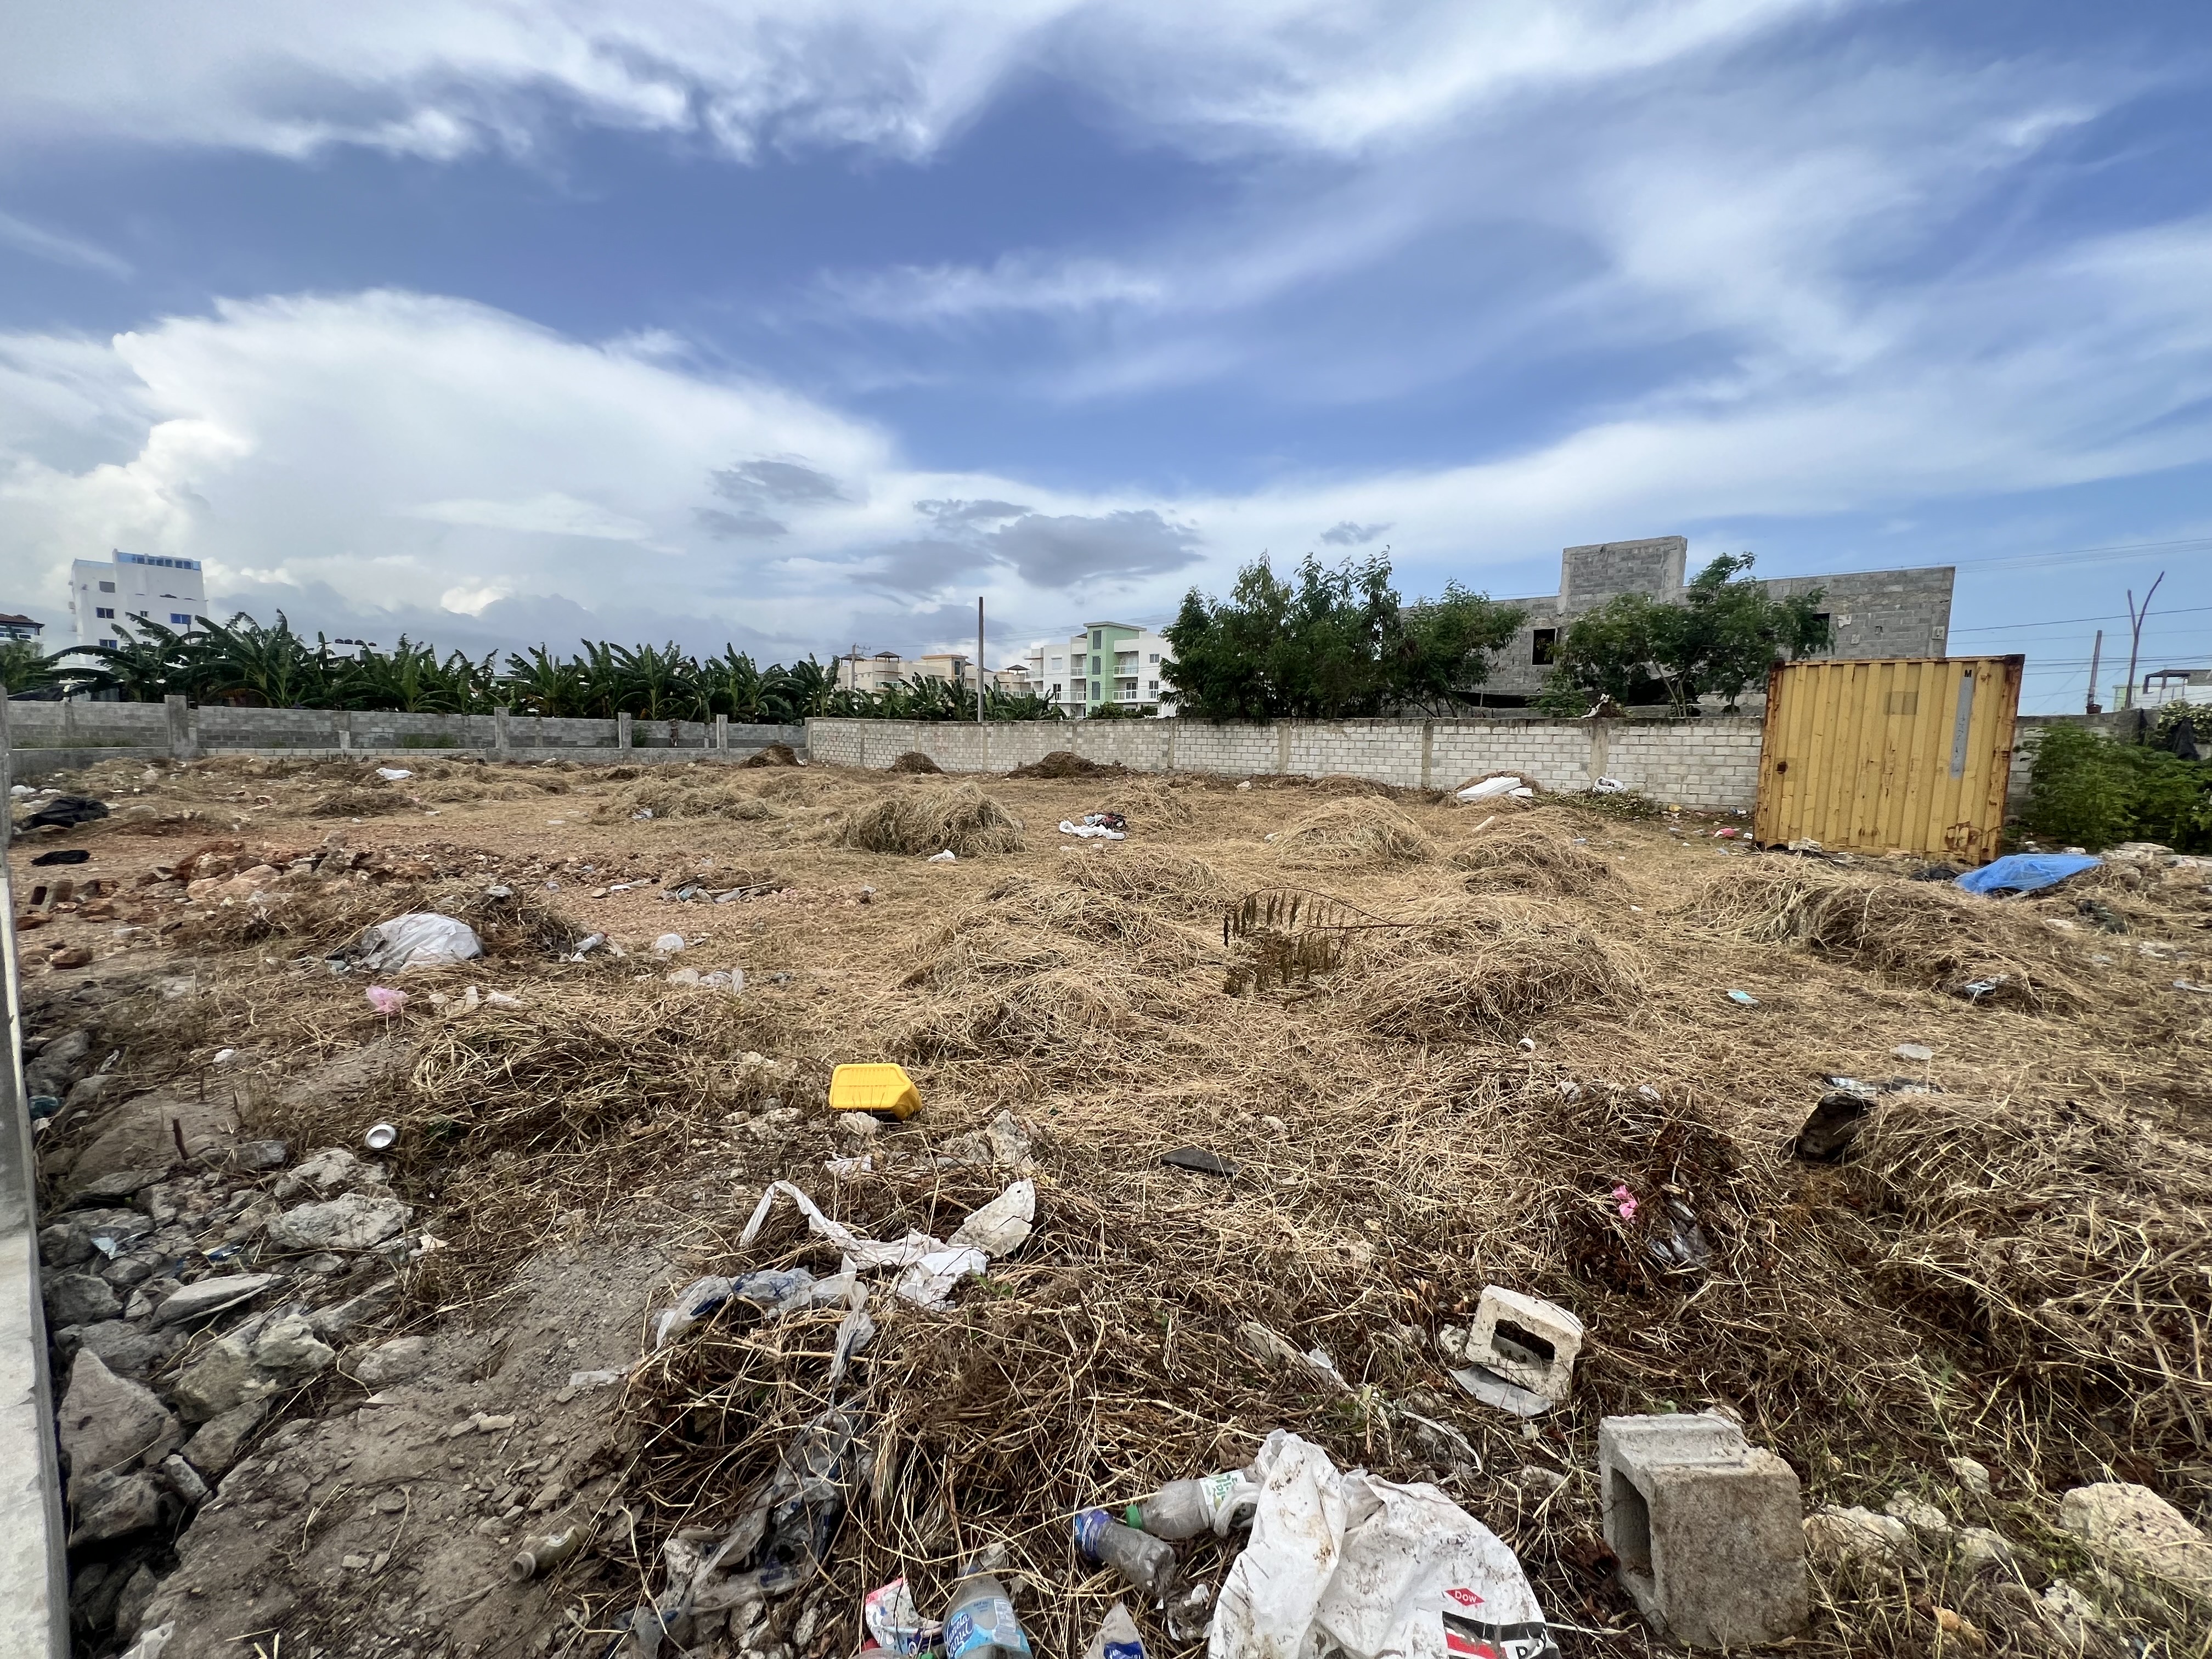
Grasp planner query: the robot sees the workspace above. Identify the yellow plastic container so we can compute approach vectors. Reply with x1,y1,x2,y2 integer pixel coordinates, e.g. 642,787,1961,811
828,1062,922,1121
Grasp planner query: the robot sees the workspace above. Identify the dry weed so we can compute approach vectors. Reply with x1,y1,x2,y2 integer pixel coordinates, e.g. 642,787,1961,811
835,782,1024,857
1449,816,1617,896
1271,797,1436,868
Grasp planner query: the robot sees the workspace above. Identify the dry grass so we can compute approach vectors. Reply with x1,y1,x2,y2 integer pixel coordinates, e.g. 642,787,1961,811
1007,750,1123,780
1271,797,1437,868
594,772,782,823
1345,898,1643,1041
1057,845,1228,913
889,751,944,775
1449,814,1618,896
308,784,409,818
834,781,1025,857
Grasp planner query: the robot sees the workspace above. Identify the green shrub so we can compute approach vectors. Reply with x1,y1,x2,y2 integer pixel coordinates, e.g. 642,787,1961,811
2024,723,2212,851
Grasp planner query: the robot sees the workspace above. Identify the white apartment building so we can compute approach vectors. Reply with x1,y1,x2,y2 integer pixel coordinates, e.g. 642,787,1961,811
69,550,205,650
1026,622,1176,716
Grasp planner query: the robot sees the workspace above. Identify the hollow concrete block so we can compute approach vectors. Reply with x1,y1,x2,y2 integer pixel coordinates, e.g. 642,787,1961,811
1463,1286,1583,1403
1599,1413,1808,1649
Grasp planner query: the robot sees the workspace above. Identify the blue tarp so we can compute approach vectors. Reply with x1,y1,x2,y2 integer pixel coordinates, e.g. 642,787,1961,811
1955,853,2101,896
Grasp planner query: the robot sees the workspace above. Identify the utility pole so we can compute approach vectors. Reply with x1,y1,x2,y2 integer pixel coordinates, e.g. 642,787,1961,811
2122,572,2164,712
2085,629,2103,716
976,597,985,723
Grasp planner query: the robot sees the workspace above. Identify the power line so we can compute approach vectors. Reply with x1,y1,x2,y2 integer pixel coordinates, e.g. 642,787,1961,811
1951,603,2212,634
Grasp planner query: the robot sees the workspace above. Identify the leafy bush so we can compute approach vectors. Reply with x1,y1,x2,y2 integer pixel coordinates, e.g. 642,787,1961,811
2024,723,2212,851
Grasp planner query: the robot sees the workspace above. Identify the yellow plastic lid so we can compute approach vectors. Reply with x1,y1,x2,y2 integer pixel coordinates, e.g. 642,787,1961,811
828,1062,922,1121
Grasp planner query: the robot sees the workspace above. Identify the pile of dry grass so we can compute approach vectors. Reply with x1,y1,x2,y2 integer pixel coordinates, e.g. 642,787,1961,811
836,782,1024,857
1107,776,1198,828
742,742,800,768
1007,749,1122,780
1346,900,1642,1041
1057,845,1227,913
594,773,780,823
174,870,585,961
308,784,408,818
1271,797,1436,868
1693,860,2091,1011
1449,817,1617,896
889,751,944,775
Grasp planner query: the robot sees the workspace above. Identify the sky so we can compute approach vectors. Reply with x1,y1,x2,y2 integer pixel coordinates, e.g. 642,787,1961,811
0,0,2208,713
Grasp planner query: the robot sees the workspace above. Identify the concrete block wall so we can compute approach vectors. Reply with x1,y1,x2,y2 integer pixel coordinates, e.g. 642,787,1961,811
808,715,1771,806
2005,712,2144,812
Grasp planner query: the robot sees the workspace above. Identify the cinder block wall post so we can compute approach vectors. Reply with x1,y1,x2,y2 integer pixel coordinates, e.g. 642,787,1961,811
617,712,633,751
163,693,198,761
493,706,511,755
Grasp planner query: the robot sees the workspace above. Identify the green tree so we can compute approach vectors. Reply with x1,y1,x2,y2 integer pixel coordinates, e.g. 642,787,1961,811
1553,554,1829,715
57,617,213,702
0,639,55,695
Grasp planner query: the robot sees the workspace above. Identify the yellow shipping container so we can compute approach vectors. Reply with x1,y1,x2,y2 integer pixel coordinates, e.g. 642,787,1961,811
1755,656,2024,864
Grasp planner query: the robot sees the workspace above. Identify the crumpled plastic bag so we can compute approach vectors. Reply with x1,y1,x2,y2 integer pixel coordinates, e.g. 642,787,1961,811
335,912,484,972
1211,1430,1558,1659
1954,853,2100,896
739,1179,1035,1308
1455,776,1525,803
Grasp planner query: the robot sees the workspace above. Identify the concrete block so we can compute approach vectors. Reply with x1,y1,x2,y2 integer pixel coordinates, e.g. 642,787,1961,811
1462,1286,1583,1403
1600,1412,1809,1648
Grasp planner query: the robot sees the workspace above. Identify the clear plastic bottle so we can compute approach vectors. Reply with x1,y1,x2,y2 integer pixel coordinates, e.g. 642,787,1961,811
944,1562,1032,1659
1126,1472,1260,1541
1074,1509,1178,1596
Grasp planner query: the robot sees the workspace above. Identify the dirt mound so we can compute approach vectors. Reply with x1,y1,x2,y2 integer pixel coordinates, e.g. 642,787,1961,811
834,781,1024,857
1271,797,1436,868
1693,860,2090,1011
1449,817,1616,895
741,742,800,768
888,750,944,774
1008,749,1123,780
595,774,780,823
307,785,408,818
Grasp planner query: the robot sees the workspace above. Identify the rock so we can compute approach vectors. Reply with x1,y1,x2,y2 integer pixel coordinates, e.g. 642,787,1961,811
2038,1581,2107,1647
44,1271,122,1328
59,1350,178,1477
267,1192,411,1252
63,1319,185,1380
1956,1526,2018,1577
49,945,95,968
1947,1455,1993,1495
65,1091,235,1192
124,1277,183,1320
171,1336,275,1421
101,1251,163,1289
984,1110,1033,1167
234,1138,289,1171
2057,1482,2212,1599
113,1566,161,1644
69,1558,133,1634
1885,1492,1953,1536
219,1194,284,1242
41,1206,152,1266
151,1272,280,1327
273,1146,387,1201
309,1277,399,1340
252,1314,337,1375
35,1028,91,1081
180,1400,267,1476
66,1073,116,1110
69,1469,166,1544
349,1335,429,1387
836,1113,880,1139
1803,1505,1915,1567
159,1453,211,1506
68,1167,167,1204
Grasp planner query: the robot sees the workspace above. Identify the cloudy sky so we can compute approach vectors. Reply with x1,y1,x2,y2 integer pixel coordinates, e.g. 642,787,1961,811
1,0,2207,710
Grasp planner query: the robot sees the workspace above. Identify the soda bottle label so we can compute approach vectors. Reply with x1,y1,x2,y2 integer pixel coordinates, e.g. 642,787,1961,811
946,1595,1031,1659
1073,1508,1112,1560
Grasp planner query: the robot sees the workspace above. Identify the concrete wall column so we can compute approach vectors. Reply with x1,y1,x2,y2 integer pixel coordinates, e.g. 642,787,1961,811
618,712,633,751
494,706,511,755
715,714,728,752
164,692,198,761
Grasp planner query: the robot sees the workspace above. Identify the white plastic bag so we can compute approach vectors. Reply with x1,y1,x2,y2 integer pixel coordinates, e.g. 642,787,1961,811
738,1179,1035,1309
1210,1431,1557,1659
1455,776,1524,803
353,913,483,971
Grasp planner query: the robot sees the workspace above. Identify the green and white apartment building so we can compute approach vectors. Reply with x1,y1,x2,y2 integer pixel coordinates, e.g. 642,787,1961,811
1026,623,1178,718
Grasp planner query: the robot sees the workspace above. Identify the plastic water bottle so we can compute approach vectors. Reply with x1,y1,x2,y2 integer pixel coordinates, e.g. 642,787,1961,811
1074,1509,1177,1596
944,1562,1032,1659
1126,1471,1260,1541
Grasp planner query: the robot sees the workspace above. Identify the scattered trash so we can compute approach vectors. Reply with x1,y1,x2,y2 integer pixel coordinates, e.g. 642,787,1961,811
212,1047,237,1065
1954,853,2100,895
653,933,685,954
1959,977,2005,1002
1214,1430,1559,1659
1059,819,1127,840
666,1408,862,1635
1302,1347,1353,1391
865,1578,939,1656
21,794,109,830
653,1267,832,1348
485,884,514,899
509,1527,583,1581
2078,898,2128,933
1517,1037,1537,1052
1084,1602,1146,1659
1726,989,1758,1007
1128,1470,1260,1540
738,1179,1034,1310
1074,1508,1177,1595
831,1062,923,1120
364,986,408,1017
335,913,484,973
1457,775,1526,802
1161,1146,1236,1178
1164,1582,1214,1643
569,933,607,960
1593,777,1626,793
945,1556,1032,1659
30,848,91,866
374,767,414,781
2174,979,2212,994
1448,1286,1583,1415
927,849,958,862
1792,1092,1872,1161
363,1122,398,1152
1612,1184,1638,1220
1893,1043,1934,1063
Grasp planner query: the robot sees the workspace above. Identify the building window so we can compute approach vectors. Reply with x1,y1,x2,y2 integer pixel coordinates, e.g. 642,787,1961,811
1049,656,1063,669
1147,680,1158,693
1532,627,1558,665
99,638,116,648
98,580,116,593
1148,652,1160,663
1091,654,1101,674
1074,679,1086,697
1091,628,1103,648
95,606,115,619
171,613,191,625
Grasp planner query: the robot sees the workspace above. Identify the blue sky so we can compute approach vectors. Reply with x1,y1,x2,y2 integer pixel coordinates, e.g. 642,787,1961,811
0,0,2207,711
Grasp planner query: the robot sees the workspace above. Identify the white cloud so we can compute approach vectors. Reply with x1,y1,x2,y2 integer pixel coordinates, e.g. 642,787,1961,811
408,492,657,541
0,210,133,279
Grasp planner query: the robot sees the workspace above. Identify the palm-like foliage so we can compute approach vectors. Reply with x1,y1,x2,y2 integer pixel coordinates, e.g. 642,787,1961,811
0,639,57,695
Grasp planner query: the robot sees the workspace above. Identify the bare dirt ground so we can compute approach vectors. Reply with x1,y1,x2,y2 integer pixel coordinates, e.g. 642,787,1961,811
13,750,2211,1659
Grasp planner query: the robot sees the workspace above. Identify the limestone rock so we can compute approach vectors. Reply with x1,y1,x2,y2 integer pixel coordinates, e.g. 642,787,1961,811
267,1192,411,1252
1804,1505,1915,1567
67,1167,167,1204
171,1335,276,1421
309,1277,400,1340
61,1319,184,1380
65,1091,235,1192
59,1350,178,1477
1886,1492,1953,1536
273,1146,388,1201
113,1566,161,1645
180,1400,267,1477
252,1314,336,1375
349,1334,429,1388
69,1469,166,1544
1956,1526,2018,1577
66,1073,116,1110
2058,1482,2212,1599
150,1272,279,1327
1947,1455,1993,1495
44,1271,121,1328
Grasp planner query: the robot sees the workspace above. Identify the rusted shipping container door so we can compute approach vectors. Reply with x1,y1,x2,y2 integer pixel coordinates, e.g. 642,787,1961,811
1755,656,2024,862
